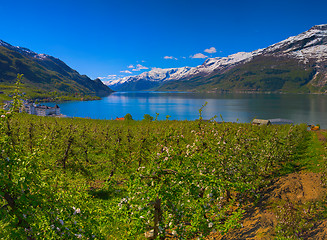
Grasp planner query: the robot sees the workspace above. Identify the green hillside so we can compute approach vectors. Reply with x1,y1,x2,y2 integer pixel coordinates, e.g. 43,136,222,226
158,56,320,93
0,46,113,101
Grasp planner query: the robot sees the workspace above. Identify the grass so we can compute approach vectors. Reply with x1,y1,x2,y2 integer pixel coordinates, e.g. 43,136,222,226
293,131,326,173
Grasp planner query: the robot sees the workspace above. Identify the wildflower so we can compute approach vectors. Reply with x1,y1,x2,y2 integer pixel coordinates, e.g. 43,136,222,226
59,219,64,225
1,115,5,118
208,222,213,228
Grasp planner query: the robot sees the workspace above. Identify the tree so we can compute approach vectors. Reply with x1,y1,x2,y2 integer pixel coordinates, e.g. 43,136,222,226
143,114,153,122
124,113,133,121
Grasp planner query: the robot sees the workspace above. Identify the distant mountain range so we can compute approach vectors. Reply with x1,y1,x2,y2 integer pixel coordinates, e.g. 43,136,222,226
0,40,113,99
106,24,327,93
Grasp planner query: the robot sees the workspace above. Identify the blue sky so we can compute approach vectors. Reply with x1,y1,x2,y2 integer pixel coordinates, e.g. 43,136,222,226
1,0,327,80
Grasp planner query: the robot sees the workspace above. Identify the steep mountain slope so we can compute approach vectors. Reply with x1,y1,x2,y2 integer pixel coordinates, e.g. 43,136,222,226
107,24,327,93
0,40,113,99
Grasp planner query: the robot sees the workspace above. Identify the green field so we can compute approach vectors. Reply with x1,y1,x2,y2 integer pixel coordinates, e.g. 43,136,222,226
0,109,326,239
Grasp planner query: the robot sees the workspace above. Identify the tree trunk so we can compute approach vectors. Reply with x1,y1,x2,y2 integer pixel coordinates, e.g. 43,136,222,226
153,197,164,239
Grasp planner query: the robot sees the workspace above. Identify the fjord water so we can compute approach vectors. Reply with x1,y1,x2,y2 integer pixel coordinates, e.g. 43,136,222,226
46,92,327,128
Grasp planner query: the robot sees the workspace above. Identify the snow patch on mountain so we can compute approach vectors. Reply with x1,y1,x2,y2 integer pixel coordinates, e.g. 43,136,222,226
291,45,327,63
263,24,327,61
0,40,50,60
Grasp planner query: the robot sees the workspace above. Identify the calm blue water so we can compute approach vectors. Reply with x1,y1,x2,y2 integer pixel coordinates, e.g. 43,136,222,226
45,92,327,128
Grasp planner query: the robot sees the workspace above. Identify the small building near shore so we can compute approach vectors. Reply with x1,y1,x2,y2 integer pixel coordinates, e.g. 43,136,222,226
252,119,271,126
23,102,61,116
252,118,294,126
34,104,60,116
3,100,62,117
115,117,125,121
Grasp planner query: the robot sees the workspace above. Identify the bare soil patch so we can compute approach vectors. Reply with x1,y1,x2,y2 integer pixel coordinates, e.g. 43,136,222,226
207,172,327,239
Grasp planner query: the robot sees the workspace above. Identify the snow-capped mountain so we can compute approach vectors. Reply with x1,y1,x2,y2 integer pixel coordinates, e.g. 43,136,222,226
106,51,263,91
106,24,327,92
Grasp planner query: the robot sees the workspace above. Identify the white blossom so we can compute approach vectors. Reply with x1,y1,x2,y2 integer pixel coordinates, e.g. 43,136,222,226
75,208,81,214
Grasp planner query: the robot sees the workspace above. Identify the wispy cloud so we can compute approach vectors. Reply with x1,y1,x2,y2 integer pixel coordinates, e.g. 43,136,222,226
191,53,208,59
164,56,178,60
132,64,149,71
204,47,217,54
127,65,134,68
120,70,132,74
97,74,118,80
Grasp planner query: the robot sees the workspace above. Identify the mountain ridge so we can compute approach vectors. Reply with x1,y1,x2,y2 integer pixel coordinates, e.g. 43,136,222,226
0,40,113,100
107,24,327,93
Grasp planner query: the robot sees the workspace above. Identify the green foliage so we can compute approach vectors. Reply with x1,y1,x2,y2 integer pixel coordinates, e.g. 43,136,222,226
124,113,133,121
0,117,100,239
11,74,24,112
0,111,309,239
143,114,153,121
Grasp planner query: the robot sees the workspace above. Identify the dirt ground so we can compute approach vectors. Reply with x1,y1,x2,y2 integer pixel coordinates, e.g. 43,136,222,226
206,130,327,239
207,172,327,239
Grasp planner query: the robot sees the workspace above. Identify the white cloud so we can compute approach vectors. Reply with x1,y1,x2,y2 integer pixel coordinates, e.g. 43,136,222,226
97,74,118,80
127,65,134,68
120,70,132,74
204,47,217,54
164,56,178,60
132,64,149,71
191,53,208,59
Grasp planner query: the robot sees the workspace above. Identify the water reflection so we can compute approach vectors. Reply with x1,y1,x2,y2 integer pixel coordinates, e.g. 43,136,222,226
45,92,327,128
